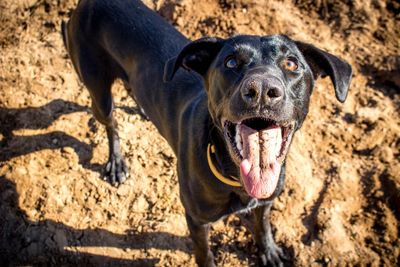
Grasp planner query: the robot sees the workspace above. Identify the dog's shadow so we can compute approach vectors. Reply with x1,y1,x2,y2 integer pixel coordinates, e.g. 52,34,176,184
0,99,99,170
0,99,146,174
0,176,192,266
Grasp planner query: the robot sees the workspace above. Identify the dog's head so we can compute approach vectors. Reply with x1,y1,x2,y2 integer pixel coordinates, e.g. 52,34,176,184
164,35,352,199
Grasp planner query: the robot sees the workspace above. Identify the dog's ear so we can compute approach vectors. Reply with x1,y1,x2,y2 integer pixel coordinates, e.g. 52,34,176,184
164,37,224,82
295,41,352,103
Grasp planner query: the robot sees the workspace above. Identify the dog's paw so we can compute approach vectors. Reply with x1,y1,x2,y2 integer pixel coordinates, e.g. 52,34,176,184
258,244,287,267
104,153,129,186
196,251,216,267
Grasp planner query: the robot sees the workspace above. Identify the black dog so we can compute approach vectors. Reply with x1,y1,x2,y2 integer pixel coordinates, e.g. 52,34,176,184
62,0,352,266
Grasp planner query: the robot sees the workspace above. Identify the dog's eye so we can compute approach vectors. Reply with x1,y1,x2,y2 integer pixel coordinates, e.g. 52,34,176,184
225,57,238,69
283,58,298,71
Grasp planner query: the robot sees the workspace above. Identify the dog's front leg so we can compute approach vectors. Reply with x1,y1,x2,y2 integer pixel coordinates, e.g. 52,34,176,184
90,98,128,186
104,120,128,185
240,203,286,267
186,214,215,267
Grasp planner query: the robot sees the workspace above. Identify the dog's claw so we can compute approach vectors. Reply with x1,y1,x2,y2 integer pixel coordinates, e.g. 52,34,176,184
259,244,287,267
104,154,129,186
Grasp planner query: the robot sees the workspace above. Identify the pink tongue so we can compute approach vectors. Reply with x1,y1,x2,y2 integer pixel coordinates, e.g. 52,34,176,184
239,124,282,199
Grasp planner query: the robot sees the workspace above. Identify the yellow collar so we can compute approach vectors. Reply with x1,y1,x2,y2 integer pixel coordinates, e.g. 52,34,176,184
207,144,241,187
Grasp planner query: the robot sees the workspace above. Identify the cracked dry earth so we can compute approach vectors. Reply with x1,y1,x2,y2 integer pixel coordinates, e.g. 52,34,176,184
0,0,399,266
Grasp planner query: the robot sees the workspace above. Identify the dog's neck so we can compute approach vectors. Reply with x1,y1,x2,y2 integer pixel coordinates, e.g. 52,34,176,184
207,118,240,179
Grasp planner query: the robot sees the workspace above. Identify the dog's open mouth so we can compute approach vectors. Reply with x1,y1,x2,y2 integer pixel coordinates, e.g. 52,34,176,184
223,117,295,199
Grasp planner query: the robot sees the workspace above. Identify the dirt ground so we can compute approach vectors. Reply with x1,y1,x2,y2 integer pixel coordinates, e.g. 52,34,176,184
0,0,399,266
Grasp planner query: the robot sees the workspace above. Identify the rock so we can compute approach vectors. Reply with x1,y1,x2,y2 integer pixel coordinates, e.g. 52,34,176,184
26,242,39,257
15,166,27,176
117,184,131,196
53,230,68,251
356,107,381,121
273,200,285,211
45,237,56,249
176,17,184,27
377,146,394,163
61,147,75,155
20,0,38,9
132,195,149,213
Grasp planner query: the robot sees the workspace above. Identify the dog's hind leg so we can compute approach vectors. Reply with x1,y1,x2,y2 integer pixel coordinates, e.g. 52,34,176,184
239,203,287,267
78,48,129,186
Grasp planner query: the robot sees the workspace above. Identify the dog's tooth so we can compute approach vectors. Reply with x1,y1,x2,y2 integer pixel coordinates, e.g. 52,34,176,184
235,124,243,151
276,127,283,157
235,125,240,142
235,131,241,145
237,138,242,150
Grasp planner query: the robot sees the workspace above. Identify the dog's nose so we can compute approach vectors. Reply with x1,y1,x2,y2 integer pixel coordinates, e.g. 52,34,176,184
241,80,262,106
241,77,284,107
263,81,283,104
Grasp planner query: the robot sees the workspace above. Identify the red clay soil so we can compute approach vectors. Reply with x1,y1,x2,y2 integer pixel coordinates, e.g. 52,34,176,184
0,0,399,266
